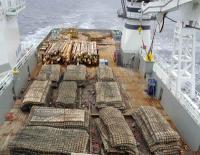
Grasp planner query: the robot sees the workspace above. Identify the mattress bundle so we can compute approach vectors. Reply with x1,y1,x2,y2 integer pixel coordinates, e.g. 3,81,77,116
37,64,60,82
133,106,181,155
27,106,89,131
95,82,125,109
9,126,89,155
56,81,77,108
97,65,114,81
63,65,87,81
22,80,51,112
96,107,138,154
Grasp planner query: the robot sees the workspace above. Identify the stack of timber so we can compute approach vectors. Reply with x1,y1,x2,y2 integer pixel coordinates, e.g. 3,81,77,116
96,107,138,154
42,41,72,64
21,80,51,112
56,81,78,108
63,65,87,81
37,64,60,82
71,41,99,66
133,106,181,155
95,82,125,109
8,126,89,154
83,32,111,42
27,106,89,131
97,65,114,81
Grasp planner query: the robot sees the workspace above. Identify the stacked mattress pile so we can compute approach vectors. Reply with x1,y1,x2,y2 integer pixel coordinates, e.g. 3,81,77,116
95,82,125,109
22,80,51,112
37,64,60,82
56,81,77,108
96,107,138,154
133,106,181,155
9,126,89,155
97,65,114,81
27,106,89,130
63,65,87,81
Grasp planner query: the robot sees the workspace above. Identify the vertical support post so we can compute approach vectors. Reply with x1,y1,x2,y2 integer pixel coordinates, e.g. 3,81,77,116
176,28,182,97
191,29,196,98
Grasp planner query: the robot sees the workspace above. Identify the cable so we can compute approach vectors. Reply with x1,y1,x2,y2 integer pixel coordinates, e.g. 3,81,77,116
165,16,177,23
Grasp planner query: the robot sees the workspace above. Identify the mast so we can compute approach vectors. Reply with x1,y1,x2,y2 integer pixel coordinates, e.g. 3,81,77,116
0,0,25,74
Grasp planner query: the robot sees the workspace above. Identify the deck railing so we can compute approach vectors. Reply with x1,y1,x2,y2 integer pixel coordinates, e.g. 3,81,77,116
153,54,200,126
6,0,25,15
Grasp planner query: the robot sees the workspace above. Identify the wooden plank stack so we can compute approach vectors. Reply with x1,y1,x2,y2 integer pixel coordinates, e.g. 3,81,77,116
97,65,114,81
42,41,72,64
71,41,99,66
9,126,89,155
63,65,87,81
56,81,78,108
133,106,181,155
96,107,139,154
27,106,89,131
37,64,60,82
21,80,52,112
95,82,125,109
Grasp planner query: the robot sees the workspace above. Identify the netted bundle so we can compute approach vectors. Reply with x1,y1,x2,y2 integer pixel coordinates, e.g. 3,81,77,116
9,126,89,154
21,80,51,112
96,107,138,154
95,82,125,109
37,64,60,82
133,106,181,155
56,81,77,108
97,65,114,81
63,65,86,81
27,106,89,131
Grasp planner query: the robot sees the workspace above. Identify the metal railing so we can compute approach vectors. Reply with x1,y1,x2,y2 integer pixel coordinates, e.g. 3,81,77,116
153,54,200,126
0,45,35,95
6,0,25,15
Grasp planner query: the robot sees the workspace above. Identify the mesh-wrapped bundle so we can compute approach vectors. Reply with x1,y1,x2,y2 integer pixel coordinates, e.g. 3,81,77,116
97,65,114,81
96,107,138,154
56,81,77,108
27,106,89,131
37,64,60,82
133,106,181,155
95,82,125,109
63,65,86,81
9,126,89,154
21,80,51,112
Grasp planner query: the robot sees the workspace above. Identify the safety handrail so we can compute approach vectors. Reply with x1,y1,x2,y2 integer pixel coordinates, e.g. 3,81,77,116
153,54,200,126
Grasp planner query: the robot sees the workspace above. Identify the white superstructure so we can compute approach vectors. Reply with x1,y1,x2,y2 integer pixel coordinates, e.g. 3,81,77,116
0,0,25,73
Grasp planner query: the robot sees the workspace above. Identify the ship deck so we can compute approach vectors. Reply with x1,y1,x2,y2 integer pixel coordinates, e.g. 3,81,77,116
0,29,192,154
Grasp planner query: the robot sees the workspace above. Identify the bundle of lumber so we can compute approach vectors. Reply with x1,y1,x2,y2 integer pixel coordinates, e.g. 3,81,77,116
63,65,87,81
56,81,78,108
133,106,181,155
9,126,89,154
97,65,114,81
84,32,110,42
71,41,99,66
95,82,125,109
96,107,138,154
37,64,60,82
21,80,51,112
27,106,89,131
42,41,72,64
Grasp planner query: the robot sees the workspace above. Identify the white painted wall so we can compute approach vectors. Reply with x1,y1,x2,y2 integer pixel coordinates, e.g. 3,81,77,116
0,16,20,71
121,19,151,53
